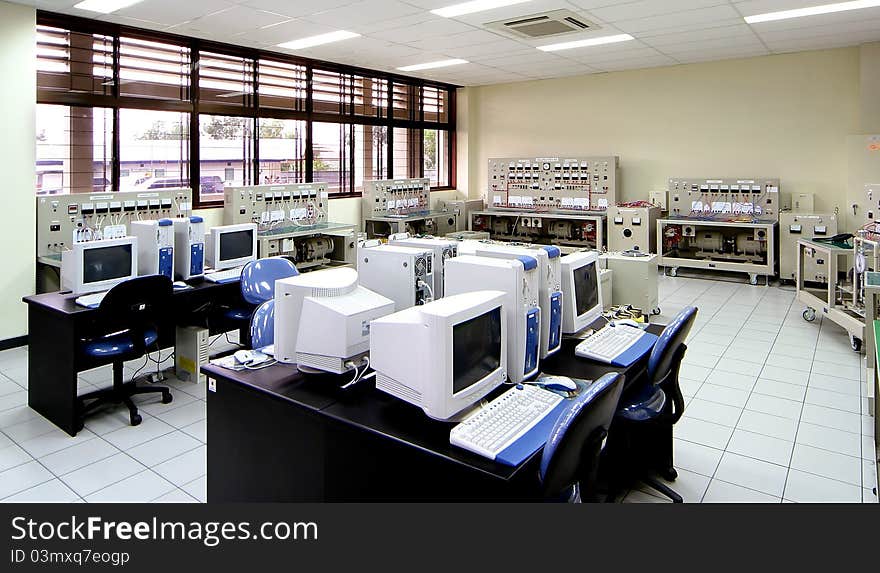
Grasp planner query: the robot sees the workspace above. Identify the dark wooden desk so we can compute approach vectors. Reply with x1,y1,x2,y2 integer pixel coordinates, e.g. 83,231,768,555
205,320,665,502
23,280,243,436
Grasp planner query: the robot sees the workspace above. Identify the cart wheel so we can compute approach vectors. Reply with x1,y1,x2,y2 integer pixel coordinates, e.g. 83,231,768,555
749,274,758,286
652,308,661,316
669,267,678,278
850,335,862,352
802,308,816,322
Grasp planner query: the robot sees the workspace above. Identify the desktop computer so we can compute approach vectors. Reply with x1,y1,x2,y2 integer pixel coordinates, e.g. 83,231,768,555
445,255,541,384
172,216,205,280
560,251,603,334
458,240,563,359
370,290,508,421
175,326,209,383
130,219,174,280
61,236,138,296
386,233,458,299
357,244,435,310
206,223,258,271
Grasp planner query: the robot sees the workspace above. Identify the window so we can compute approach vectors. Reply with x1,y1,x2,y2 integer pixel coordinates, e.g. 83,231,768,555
35,13,456,205
258,118,306,185
118,108,190,192
36,104,112,195
199,115,254,200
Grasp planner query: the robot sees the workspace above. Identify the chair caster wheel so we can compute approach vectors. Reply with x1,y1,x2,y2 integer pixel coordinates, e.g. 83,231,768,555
130,414,142,426
660,468,678,481
162,392,173,404
850,335,862,352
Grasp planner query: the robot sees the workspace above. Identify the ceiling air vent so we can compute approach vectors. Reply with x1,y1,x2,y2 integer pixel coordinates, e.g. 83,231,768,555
485,10,599,40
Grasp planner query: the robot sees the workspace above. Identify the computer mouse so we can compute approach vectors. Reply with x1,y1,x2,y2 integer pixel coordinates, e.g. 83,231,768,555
612,319,641,328
173,281,189,288
540,376,577,392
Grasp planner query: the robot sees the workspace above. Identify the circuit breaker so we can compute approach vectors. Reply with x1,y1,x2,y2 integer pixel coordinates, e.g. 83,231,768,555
223,183,328,226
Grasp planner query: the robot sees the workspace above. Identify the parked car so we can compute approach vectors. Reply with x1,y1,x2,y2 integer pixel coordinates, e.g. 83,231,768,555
200,175,224,194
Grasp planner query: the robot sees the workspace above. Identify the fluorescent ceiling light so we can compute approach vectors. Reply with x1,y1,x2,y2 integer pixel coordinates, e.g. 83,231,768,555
431,0,531,18
73,0,144,13
277,31,360,50
397,59,468,71
537,33,634,52
744,0,880,23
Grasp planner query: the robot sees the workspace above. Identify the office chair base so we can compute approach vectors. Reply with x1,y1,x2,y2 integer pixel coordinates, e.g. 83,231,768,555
643,477,683,503
79,363,173,427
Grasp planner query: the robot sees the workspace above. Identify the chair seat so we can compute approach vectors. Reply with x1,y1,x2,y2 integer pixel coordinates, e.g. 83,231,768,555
81,329,158,358
616,384,666,422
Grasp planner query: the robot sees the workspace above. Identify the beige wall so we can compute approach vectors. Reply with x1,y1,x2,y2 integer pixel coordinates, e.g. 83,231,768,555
0,1,35,341
466,48,863,230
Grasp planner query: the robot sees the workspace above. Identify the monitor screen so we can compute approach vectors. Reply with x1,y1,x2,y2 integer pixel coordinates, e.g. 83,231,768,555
452,306,502,394
219,230,254,261
83,244,133,284
574,262,599,317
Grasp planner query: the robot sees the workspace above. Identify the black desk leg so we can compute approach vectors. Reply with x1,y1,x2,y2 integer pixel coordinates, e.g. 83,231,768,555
28,304,79,436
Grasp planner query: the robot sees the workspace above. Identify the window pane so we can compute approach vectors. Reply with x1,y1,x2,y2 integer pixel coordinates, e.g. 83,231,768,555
312,69,349,115
354,125,388,191
199,115,254,199
392,127,420,179
423,86,449,123
37,25,113,97
118,108,190,191
424,129,449,187
392,83,417,121
353,76,387,119
313,122,351,194
119,36,190,101
36,104,113,195
258,118,307,185
258,59,306,112
199,51,254,109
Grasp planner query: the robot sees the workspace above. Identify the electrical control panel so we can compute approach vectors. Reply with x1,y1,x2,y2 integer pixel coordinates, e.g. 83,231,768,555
224,183,329,227
487,156,619,212
607,205,661,253
667,177,783,221
362,178,431,221
779,213,837,282
37,188,191,260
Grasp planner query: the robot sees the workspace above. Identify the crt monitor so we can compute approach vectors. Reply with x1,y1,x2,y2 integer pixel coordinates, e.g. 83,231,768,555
370,290,508,421
560,251,602,334
61,236,139,296
206,223,257,270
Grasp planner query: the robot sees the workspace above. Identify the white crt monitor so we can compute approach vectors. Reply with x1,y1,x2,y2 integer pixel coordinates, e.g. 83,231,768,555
560,251,602,334
275,267,359,365
371,290,508,421
61,236,138,295
206,223,258,270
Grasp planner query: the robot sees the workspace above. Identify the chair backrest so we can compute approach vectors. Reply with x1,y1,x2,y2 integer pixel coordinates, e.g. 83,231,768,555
96,275,173,354
539,372,625,499
647,306,697,385
240,257,299,305
250,299,275,350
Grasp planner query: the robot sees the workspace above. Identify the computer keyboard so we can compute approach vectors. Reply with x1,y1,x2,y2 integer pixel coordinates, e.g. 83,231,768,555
450,384,565,465
574,324,653,366
75,291,107,309
204,267,244,284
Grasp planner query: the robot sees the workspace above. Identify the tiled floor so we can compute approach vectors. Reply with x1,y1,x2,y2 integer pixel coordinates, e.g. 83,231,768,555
0,274,877,503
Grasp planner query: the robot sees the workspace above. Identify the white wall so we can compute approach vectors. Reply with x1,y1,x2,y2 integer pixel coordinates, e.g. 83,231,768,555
465,48,864,230
0,1,35,342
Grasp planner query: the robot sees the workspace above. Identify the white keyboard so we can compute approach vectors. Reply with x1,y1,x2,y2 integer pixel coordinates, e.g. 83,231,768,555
205,267,244,283
575,324,646,364
75,291,107,308
450,384,563,461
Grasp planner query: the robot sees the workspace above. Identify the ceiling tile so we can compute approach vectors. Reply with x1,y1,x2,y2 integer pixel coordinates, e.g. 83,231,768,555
237,19,338,46
172,6,291,36
615,4,742,33
302,0,425,28
641,23,755,45
114,0,235,27
657,35,765,56
240,0,358,18
366,17,475,42
590,0,731,23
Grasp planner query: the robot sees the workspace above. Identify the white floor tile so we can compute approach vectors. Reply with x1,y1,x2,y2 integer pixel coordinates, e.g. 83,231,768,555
764,354,812,373
60,453,146,497
676,416,734,450
805,387,861,414
0,460,54,499
0,444,31,473
683,354,721,369
863,459,877,488
759,365,810,386
683,398,743,427
714,452,788,497
153,488,199,503
679,378,702,397
0,406,41,430
102,415,176,450
86,470,176,502
865,488,879,503
181,475,207,502
127,430,202,467
3,479,81,503
862,416,875,437
3,416,61,442
726,429,794,466
695,384,750,408
795,421,862,458
680,364,712,383
745,393,803,420
753,378,806,402
38,438,119,476
180,419,206,443
714,358,763,377
811,360,861,381
17,429,98,459
736,409,799,442
152,445,206,486
783,469,862,503
813,349,860,367
801,403,862,434
789,443,862,486
703,479,781,503
736,329,777,343
808,373,862,396
704,370,757,391
771,343,811,358
863,435,877,461
153,401,206,429
673,438,722,477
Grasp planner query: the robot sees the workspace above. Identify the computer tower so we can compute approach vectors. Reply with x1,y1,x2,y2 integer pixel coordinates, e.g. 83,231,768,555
357,244,435,310
387,235,458,299
130,219,174,280
607,205,660,253
445,255,541,384
175,326,209,383
599,252,659,314
779,213,837,282
171,216,205,280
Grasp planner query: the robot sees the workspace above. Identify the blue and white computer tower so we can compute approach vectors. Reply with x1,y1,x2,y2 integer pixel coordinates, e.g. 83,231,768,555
130,219,174,280
459,241,563,359
444,255,541,384
171,216,205,280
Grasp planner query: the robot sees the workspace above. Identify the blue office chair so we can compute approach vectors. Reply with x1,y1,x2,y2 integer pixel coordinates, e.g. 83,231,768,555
605,306,697,503
78,275,174,427
250,300,275,351
539,373,625,502
219,257,298,345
